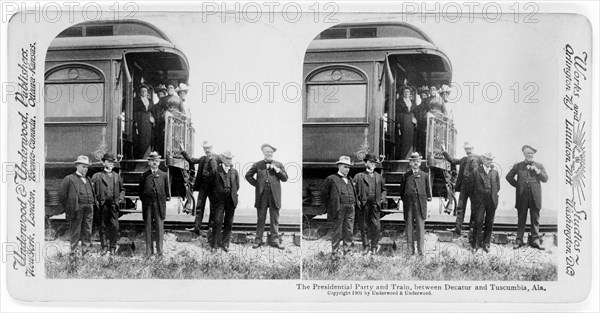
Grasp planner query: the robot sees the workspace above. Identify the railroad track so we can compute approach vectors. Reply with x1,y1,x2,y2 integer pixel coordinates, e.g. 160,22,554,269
47,218,300,234
304,218,558,233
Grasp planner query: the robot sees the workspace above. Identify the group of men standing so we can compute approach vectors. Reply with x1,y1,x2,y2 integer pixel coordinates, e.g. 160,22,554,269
182,142,288,251
320,142,548,257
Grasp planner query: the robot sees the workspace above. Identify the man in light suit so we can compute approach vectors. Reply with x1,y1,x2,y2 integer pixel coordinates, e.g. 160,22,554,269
91,153,125,255
506,145,548,250
138,151,171,257
353,154,387,255
441,142,482,236
321,156,358,256
468,152,500,253
245,143,288,249
399,152,431,256
209,151,239,252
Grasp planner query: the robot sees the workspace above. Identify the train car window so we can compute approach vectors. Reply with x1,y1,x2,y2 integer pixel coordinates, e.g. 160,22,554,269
44,65,105,123
305,67,367,123
319,28,347,39
85,25,114,36
57,26,83,37
349,27,377,38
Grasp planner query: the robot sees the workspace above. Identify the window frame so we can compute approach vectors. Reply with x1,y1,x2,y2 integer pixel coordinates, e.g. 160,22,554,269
44,64,107,124
304,65,369,124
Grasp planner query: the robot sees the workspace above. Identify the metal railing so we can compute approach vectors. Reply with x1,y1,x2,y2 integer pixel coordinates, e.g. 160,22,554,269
165,110,195,165
379,114,397,160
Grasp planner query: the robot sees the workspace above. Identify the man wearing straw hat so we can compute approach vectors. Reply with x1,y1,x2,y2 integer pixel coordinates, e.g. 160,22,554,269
245,143,288,249
58,155,98,257
506,145,548,250
321,156,358,256
181,140,218,236
138,151,170,257
353,154,387,255
442,142,482,238
468,152,500,253
91,153,125,256
399,152,431,256
209,151,239,252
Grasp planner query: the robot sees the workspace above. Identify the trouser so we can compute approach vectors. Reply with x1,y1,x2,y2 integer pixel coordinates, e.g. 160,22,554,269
331,203,355,253
211,195,236,248
69,204,93,255
194,186,211,232
144,196,165,255
356,200,381,249
454,191,473,233
405,198,425,255
516,187,540,242
255,188,280,244
99,200,120,250
472,194,497,248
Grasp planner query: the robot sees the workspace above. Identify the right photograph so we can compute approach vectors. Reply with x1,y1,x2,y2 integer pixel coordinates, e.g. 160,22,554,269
301,16,559,281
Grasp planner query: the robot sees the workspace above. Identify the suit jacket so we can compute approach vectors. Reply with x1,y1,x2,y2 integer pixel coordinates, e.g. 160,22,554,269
469,166,500,208
245,159,288,209
321,173,359,218
211,164,239,207
442,152,482,192
58,173,98,216
92,170,125,205
506,161,548,209
353,171,387,208
138,169,170,220
399,170,431,220
182,151,218,191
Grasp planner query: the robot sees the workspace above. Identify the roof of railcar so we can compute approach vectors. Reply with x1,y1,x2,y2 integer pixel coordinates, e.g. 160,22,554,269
307,22,440,52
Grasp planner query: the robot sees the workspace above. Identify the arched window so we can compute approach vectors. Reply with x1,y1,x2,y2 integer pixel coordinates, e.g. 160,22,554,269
44,65,105,123
304,66,367,123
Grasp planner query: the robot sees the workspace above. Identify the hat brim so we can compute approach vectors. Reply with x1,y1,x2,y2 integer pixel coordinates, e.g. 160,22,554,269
75,161,90,165
336,161,352,166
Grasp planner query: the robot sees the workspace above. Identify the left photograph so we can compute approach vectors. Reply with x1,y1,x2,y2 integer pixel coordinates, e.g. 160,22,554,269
42,16,301,279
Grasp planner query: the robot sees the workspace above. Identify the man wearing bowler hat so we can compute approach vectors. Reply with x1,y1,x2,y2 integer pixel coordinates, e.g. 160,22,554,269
353,154,387,255
245,143,288,249
441,141,482,237
59,155,98,257
321,156,358,256
209,151,239,252
91,153,125,255
399,152,431,256
181,140,219,236
138,151,170,257
506,145,548,250
468,152,500,253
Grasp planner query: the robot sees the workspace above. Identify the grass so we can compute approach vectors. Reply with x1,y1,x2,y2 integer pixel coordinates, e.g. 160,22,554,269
302,249,558,281
46,242,300,279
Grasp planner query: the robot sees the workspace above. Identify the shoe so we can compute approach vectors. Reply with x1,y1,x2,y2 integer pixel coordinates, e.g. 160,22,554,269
471,247,479,254
530,239,544,250
482,245,490,253
446,227,461,235
222,246,229,253
252,242,262,249
271,243,285,250
101,247,109,255
186,227,200,235
513,239,525,249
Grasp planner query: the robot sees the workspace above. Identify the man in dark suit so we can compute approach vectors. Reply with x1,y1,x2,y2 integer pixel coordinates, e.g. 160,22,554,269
91,153,125,255
209,151,239,252
353,154,387,255
138,151,171,257
399,152,431,256
441,142,482,236
506,145,548,250
321,156,358,256
59,155,98,257
468,152,500,253
245,143,288,249
181,141,218,235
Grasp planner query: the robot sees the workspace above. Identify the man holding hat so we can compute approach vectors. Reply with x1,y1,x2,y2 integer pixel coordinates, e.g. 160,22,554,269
176,83,189,103
353,154,387,255
209,151,239,252
399,152,431,256
181,140,218,236
138,151,170,257
91,153,125,255
58,155,98,256
245,143,288,249
441,142,482,237
468,152,500,253
321,156,359,256
506,145,548,250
